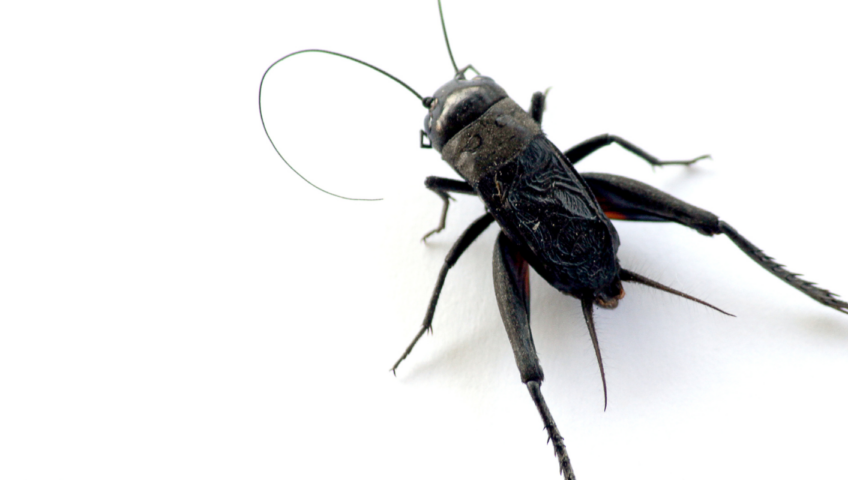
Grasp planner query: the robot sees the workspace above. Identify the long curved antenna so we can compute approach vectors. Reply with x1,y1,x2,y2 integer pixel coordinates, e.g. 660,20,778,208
259,49,424,201
438,0,460,75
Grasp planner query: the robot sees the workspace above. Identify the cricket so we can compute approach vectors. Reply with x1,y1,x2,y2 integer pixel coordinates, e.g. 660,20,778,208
259,2,847,478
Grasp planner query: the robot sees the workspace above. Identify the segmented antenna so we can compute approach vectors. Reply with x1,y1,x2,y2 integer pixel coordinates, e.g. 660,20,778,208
437,1,480,79
438,0,460,75
259,49,423,201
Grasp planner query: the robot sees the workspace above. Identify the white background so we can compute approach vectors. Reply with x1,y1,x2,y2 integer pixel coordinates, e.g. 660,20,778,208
2,1,848,479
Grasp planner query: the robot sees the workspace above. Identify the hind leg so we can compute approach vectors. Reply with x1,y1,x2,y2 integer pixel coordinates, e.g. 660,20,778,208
582,172,848,314
493,232,576,479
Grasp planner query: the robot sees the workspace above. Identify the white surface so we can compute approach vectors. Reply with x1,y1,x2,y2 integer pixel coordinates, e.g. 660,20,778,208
2,1,848,479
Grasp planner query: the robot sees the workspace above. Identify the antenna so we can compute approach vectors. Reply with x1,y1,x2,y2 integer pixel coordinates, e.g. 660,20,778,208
438,0,460,75
259,49,423,201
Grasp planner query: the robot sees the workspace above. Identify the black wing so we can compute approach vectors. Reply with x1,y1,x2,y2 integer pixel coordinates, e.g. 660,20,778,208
477,136,620,294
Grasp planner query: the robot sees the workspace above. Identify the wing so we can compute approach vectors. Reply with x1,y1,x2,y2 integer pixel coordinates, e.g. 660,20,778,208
477,137,620,294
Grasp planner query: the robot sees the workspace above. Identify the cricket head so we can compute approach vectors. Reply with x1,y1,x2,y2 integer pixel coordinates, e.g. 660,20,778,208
422,75,507,152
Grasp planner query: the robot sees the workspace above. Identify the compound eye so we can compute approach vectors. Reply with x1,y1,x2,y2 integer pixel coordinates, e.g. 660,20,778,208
422,96,437,110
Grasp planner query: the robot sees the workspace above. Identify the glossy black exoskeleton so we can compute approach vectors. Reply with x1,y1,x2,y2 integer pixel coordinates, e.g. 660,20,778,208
426,76,624,305
260,3,848,479
395,70,848,479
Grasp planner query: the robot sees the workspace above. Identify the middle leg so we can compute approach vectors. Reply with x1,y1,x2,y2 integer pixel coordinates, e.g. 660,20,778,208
582,172,848,314
392,213,495,373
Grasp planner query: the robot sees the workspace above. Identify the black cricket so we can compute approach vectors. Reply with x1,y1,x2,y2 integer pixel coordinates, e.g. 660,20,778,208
259,2,848,478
